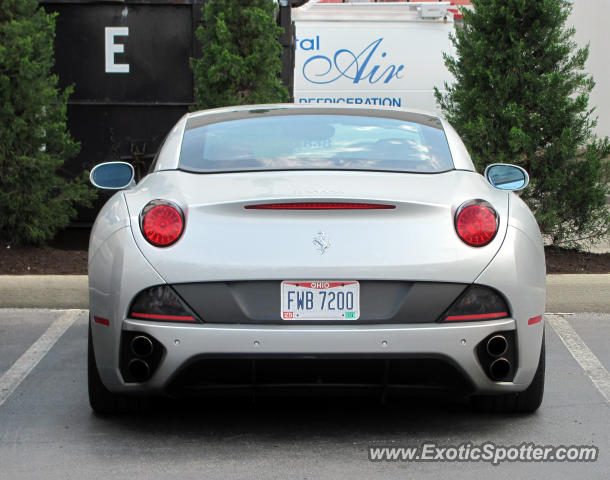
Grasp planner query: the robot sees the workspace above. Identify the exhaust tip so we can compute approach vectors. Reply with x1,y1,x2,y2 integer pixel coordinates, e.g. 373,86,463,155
128,358,150,381
489,358,511,381
131,335,154,358
486,335,508,357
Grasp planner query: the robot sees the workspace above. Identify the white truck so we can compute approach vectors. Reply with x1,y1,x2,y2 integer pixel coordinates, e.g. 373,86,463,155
292,1,460,113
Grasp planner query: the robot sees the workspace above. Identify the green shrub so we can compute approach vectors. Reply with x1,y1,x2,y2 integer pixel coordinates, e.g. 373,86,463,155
190,0,289,109
436,0,609,247
0,0,95,245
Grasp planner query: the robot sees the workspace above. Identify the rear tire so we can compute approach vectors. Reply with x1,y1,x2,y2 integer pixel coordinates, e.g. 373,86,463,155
471,333,545,414
88,325,148,414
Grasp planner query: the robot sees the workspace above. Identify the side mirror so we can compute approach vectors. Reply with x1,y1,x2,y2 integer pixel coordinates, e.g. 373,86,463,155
484,164,529,191
90,162,135,190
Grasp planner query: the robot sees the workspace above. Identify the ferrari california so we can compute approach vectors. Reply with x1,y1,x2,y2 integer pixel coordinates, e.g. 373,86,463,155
87,104,546,414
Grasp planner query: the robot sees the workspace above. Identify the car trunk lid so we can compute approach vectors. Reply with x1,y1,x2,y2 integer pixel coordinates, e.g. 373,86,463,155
124,170,509,284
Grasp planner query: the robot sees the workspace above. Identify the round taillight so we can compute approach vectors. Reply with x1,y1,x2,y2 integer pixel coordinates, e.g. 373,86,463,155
455,201,498,247
141,202,184,247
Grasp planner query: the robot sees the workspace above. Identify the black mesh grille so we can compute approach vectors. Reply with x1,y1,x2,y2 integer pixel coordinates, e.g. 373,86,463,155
167,356,474,397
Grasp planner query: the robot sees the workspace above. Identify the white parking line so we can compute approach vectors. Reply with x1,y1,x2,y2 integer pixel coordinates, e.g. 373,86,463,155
547,313,610,404
0,309,83,408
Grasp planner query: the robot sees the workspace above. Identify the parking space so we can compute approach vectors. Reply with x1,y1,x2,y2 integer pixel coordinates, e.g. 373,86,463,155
0,309,608,479
0,309,62,377
562,312,610,369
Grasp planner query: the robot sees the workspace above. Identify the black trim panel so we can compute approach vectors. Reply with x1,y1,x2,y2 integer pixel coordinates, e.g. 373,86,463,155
172,281,467,325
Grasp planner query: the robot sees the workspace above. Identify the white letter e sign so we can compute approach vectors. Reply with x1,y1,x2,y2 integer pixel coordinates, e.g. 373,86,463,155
105,27,130,73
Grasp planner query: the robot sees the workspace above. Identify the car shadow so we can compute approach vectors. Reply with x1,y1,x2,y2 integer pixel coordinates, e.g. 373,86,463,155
90,394,518,440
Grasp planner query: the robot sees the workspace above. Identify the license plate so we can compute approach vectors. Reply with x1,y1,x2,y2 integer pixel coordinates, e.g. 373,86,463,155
281,281,360,320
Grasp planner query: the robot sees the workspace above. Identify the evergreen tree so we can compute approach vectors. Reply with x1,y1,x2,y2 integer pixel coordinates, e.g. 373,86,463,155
0,0,95,245
436,0,609,247
191,0,289,109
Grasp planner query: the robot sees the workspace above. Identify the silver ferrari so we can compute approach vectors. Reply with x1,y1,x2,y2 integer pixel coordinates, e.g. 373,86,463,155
88,104,546,414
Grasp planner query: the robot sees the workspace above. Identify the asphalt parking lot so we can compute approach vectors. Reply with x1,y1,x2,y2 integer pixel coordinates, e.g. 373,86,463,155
0,308,609,479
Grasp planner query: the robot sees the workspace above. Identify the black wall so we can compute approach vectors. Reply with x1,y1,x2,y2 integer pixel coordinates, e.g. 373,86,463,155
41,0,206,221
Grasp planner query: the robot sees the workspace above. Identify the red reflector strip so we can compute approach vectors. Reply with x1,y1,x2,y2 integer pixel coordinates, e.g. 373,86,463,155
528,315,543,325
245,202,395,210
130,312,196,322
93,316,110,326
445,312,509,321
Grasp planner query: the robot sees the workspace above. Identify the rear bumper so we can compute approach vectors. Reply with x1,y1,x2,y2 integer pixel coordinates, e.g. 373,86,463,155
98,317,535,395
89,224,545,398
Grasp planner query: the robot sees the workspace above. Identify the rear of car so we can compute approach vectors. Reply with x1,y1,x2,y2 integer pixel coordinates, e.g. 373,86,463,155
88,105,546,414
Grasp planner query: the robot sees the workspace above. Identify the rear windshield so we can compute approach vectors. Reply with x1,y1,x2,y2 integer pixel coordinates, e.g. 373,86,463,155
179,114,453,173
